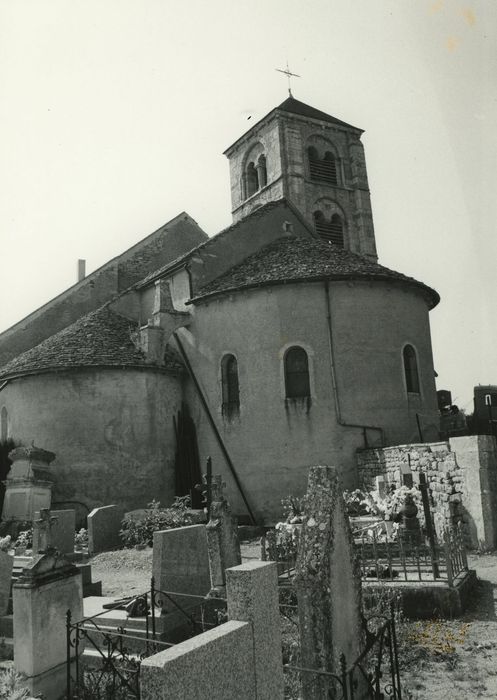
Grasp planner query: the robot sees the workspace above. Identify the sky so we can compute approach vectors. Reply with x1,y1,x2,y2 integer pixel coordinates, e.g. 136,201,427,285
0,0,495,410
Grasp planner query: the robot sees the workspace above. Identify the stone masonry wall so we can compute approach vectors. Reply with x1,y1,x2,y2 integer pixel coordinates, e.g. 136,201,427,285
357,436,497,549
357,442,460,532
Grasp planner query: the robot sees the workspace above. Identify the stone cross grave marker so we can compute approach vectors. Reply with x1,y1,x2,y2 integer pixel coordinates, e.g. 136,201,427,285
206,474,241,596
294,465,365,700
32,509,58,553
210,475,226,503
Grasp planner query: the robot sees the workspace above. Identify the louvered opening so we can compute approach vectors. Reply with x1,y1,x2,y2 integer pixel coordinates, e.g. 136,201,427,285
308,150,338,185
309,159,337,184
314,212,344,246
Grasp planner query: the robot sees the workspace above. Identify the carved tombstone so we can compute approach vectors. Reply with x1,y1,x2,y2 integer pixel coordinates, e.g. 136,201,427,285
1,445,55,522
32,509,58,553
294,466,365,700
206,476,241,597
13,550,83,699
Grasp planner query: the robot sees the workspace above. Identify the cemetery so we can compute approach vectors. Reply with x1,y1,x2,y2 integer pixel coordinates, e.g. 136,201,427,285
1,441,497,698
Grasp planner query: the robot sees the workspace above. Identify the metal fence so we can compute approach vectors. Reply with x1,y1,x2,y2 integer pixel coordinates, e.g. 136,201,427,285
281,596,402,700
357,524,468,586
66,578,227,699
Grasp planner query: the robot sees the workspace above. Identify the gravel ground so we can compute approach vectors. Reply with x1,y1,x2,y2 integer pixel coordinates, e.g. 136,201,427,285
89,540,261,598
88,546,497,698
400,552,497,699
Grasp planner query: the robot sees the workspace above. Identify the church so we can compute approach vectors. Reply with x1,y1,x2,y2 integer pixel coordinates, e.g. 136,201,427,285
0,95,440,524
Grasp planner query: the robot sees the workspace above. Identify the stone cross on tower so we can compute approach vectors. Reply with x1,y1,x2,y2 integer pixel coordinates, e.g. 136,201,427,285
33,509,58,554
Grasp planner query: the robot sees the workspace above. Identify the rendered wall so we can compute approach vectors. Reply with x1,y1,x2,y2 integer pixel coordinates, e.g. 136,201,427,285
0,368,182,515
183,279,438,523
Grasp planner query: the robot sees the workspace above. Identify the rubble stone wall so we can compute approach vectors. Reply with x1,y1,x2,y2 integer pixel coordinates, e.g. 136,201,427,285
357,436,497,549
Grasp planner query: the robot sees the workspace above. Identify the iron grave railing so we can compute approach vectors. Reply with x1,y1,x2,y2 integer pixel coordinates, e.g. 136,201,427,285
263,523,468,588
356,524,468,586
281,597,402,700
66,578,227,699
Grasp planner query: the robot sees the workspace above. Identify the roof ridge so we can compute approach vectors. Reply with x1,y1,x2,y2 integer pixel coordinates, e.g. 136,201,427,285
134,198,296,289
0,304,183,380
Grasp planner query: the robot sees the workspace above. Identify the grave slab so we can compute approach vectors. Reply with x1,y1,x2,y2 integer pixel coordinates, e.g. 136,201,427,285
51,509,76,553
88,505,124,555
153,525,210,611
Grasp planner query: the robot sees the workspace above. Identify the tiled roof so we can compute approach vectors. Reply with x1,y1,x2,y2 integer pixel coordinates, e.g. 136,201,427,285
192,236,440,308
276,96,361,131
0,306,183,379
224,97,362,154
135,199,309,289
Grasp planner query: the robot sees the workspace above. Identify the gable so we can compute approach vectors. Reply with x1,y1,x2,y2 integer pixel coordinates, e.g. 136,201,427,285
0,212,207,368
136,199,315,307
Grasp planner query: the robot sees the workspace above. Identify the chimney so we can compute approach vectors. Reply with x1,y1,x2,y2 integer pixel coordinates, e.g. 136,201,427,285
77,259,86,282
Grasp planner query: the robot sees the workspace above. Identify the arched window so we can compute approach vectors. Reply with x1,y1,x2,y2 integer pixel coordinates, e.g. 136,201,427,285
221,354,240,416
246,162,258,197
403,345,420,394
308,147,338,185
313,211,344,247
257,154,267,188
284,347,310,399
1,407,7,442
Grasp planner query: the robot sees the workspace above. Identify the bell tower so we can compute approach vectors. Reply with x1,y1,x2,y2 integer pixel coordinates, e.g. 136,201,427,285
224,96,378,260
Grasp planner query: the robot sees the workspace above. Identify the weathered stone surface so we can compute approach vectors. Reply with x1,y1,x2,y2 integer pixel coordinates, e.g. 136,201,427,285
206,477,241,595
87,504,124,555
7,445,56,479
1,445,55,522
226,560,284,700
153,525,211,610
294,466,364,699
32,509,59,553
140,621,255,699
358,436,497,549
50,509,76,554
0,550,13,615
2,481,53,522
13,551,83,699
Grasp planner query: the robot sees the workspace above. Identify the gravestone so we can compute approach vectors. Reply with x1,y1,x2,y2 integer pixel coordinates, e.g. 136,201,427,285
13,550,83,699
400,463,414,488
0,550,14,616
206,476,241,596
51,509,76,554
294,466,364,700
375,475,387,499
153,524,211,612
32,509,58,553
1,445,55,522
87,504,124,555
